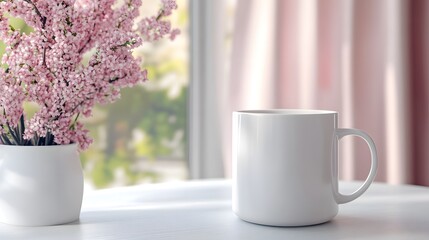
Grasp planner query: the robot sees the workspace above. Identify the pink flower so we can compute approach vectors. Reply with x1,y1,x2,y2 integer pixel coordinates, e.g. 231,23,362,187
161,0,178,16
170,29,181,40
0,0,180,149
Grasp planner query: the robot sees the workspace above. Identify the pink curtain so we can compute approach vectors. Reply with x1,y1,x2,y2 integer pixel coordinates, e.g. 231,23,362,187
225,0,429,186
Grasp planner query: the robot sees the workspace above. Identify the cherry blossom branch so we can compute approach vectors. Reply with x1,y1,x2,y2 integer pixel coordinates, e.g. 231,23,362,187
22,0,48,67
53,72,127,122
109,74,127,83
22,0,47,29
156,10,164,21
78,36,91,54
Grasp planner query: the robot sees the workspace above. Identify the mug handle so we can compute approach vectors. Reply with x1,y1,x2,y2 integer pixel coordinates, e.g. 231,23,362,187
332,128,378,204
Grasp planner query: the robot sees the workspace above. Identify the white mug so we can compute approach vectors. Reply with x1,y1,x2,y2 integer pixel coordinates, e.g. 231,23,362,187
232,109,378,226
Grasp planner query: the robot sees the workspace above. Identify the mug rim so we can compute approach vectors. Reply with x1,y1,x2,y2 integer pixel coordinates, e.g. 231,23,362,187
234,109,337,115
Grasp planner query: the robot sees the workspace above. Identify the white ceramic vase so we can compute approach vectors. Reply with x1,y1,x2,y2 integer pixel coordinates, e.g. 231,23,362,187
0,144,83,226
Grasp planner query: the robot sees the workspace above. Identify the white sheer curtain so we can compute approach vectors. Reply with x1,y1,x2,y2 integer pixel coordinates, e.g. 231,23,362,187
190,0,429,185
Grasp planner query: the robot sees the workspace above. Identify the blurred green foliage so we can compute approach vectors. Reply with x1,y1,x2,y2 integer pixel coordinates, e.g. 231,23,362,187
81,86,187,188
1,0,189,189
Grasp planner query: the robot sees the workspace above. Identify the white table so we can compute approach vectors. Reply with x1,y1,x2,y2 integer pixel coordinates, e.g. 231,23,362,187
0,180,429,240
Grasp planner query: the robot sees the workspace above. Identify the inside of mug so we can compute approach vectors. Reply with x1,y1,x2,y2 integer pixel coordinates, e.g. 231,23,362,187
236,109,337,115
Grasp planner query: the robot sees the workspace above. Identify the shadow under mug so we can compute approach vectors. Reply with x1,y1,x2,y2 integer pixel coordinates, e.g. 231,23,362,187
232,109,378,227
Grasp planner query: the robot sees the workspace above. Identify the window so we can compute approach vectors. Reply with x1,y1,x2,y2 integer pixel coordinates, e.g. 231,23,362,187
81,0,190,189
0,0,240,189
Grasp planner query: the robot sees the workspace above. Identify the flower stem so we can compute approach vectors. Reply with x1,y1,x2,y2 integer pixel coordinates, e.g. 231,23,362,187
22,0,47,28
156,10,164,21
44,131,50,145
0,134,12,145
22,0,48,68
5,123,19,144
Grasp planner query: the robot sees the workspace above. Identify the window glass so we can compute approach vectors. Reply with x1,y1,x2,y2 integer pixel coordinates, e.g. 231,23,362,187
81,0,189,189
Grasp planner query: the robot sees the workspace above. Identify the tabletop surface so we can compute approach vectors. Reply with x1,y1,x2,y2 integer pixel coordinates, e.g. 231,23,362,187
0,180,429,240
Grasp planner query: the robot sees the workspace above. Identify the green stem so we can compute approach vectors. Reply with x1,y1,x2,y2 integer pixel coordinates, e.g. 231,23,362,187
35,133,41,146
19,114,25,138
5,123,19,144
68,112,81,131
0,134,12,145
44,131,49,146
73,112,80,124
14,115,25,144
